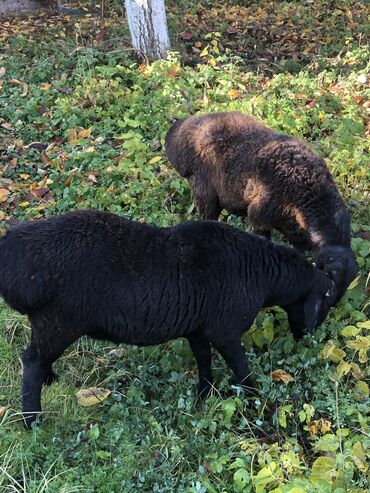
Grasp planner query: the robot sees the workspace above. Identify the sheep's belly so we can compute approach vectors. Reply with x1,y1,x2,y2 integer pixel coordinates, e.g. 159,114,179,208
96,323,194,346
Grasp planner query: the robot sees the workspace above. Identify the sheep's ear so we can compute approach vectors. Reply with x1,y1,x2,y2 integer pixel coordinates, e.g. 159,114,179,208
304,294,322,332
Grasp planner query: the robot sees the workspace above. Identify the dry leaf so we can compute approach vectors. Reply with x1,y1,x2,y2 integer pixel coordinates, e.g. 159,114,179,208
68,128,79,145
78,128,92,139
0,188,10,202
271,369,294,383
149,156,162,164
0,405,8,417
40,83,51,91
107,347,125,357
22,82,28,97
1,123,13,131
0,67,5,77
229,89,242,100
75,387,111,407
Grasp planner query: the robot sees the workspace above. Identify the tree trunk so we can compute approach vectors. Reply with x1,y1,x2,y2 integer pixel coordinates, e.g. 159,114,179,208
124,0,170,60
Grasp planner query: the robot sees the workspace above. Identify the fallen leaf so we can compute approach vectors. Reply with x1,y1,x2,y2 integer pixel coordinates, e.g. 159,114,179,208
0,67,5,77
75,387,111,407
0,189,10,202
0,405,8,417
271,369,294,383
1,123,13,131
107,347,125,357
149,156,162,164
229,89,242,99
22,82,28,97
78,128,92,139
40,82,51,91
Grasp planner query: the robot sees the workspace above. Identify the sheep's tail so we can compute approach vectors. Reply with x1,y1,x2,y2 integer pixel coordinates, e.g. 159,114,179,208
165,118,195,178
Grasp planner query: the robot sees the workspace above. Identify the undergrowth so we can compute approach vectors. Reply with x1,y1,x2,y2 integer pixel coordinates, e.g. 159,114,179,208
0,2,369,492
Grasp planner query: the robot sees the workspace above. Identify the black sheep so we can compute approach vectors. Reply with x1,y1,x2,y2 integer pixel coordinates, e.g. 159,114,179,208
0,210,336,428
165,111,358,302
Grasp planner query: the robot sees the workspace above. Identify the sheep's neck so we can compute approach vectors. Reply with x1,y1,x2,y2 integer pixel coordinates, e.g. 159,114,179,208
265,261,315,307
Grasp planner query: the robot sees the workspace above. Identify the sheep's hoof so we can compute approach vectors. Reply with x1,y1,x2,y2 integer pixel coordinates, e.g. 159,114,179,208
23,412,40,430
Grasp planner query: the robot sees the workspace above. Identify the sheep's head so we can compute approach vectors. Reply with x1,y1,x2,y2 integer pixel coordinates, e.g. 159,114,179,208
283,272,337,339
313,245,358,304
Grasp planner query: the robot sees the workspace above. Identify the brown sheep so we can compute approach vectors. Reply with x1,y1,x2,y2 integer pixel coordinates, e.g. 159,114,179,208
165,111,358,302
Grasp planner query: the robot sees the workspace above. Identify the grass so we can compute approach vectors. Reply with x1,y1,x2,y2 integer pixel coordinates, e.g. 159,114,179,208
0,1,369,492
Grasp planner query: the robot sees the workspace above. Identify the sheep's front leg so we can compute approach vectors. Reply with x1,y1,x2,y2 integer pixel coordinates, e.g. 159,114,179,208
211,339,253,391
21,344,49,428
187,332,213,398
189,178,221,220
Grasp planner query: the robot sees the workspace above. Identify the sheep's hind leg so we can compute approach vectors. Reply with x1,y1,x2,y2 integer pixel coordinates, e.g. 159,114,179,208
187,332,213,399
22,323,78,428
21,343,51,428
211,339,254,391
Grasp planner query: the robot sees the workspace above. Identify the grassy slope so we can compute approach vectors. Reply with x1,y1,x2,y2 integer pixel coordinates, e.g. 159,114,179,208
0,1,369,492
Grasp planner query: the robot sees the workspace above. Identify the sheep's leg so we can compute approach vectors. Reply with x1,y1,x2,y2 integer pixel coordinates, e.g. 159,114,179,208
192,185,221,220
187,332,213,398
212,339,253,390
247,200,274,239
22,325,77,428
21,344,50,428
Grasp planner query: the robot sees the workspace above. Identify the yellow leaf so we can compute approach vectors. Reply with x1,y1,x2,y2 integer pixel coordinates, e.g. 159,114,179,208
68,128,79,145
311,457,336,484
319,341,346,362
19,173,29,180
0,188,10,202
340,325,361,337
320,419,332,434
347,276,360,289
336,360,351,379
271,369,294,383
78,128,92,139
350,362,363,380
352,442,368,472
75,387,111,407
0,211,5,221
203,93,209,107
308,421,319,435
40,83,51,91
346,336,370,351
229,89,242,100
19,202,30,207
354,381,369,400
148,156,162,164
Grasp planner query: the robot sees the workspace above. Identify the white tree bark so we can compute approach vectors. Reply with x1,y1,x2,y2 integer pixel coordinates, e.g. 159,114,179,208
125,0,170,60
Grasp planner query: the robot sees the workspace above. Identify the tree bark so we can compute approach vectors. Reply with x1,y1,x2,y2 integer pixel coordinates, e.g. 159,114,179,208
124,0,170,60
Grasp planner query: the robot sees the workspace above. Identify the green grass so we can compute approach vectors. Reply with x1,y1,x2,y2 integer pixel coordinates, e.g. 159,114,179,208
0,2,369,492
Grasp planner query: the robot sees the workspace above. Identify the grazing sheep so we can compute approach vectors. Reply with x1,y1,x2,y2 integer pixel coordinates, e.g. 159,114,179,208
0,210,336,428
165,111,358,301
